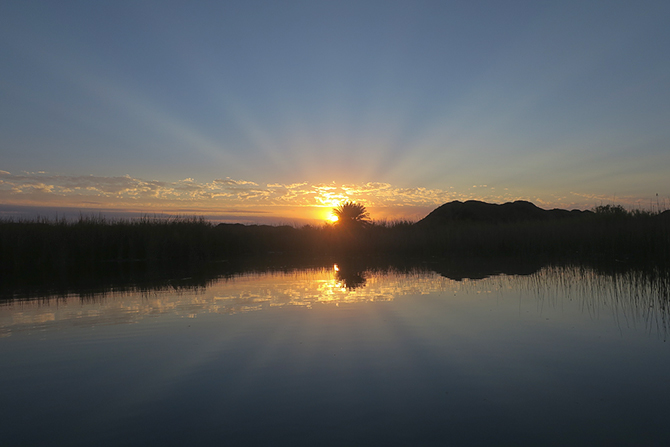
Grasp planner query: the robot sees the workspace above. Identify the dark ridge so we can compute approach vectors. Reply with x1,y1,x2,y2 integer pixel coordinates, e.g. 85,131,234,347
415,200,593,226
1,200,669,295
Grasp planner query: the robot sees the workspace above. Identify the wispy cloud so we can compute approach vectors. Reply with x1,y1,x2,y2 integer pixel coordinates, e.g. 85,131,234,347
2,170,650,222
0,171,466,209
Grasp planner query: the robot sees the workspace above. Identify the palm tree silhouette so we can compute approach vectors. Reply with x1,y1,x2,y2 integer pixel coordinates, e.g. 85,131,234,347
333,201,370,229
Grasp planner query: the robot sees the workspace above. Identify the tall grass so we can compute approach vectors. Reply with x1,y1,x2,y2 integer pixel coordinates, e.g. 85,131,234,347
294,207,669,263
1,206,669,292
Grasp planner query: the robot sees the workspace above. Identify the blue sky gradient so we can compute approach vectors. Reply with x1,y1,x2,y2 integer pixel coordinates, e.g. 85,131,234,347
1,0,669,221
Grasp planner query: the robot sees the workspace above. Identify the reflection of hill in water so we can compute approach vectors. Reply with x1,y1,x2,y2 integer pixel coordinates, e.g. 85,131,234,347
1,260,669,338
0,268,447,335
0,255,547,302
429,257,545,281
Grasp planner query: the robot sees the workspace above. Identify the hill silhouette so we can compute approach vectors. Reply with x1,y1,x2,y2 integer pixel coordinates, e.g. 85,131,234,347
416,200,592,226
2,200,669,290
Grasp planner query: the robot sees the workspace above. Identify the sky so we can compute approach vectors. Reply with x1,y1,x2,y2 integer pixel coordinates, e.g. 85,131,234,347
1,0,669,224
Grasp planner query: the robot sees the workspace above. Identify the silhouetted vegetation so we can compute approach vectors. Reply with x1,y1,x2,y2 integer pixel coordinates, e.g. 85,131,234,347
1,200,669,294
333,201,371,229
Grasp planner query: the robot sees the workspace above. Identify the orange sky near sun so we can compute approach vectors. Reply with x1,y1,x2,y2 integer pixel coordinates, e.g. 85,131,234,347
2,170,664,224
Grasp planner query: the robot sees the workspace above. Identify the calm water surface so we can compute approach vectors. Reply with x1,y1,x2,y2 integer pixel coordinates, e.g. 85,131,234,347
1,264,669,446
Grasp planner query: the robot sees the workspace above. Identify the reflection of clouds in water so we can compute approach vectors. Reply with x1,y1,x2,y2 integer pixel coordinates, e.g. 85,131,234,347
0,269,455,335
208,268,451,310
1,266,668,336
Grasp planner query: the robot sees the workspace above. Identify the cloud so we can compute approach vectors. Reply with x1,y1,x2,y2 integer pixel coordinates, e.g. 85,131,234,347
213,178,259,186
0,170,638,217
0,170,466,209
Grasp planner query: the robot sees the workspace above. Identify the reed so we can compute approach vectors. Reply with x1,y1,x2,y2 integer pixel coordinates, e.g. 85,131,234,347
1,206,669,290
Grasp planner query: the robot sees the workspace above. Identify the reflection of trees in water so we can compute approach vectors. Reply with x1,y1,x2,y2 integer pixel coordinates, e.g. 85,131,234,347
3,262,670,338
334,263,367,289
3,253,669,338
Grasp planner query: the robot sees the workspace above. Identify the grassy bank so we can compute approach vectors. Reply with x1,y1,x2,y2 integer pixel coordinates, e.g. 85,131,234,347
1,206,669,289
407,210,670,262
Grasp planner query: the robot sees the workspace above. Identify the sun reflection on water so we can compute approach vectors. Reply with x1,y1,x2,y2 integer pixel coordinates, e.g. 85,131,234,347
0,268,453,335
1,266,669,337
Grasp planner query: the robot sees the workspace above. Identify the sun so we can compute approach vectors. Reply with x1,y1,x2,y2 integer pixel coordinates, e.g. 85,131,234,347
327,213,339,223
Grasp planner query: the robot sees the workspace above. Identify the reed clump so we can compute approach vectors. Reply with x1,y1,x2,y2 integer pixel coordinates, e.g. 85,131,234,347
1,205,669,290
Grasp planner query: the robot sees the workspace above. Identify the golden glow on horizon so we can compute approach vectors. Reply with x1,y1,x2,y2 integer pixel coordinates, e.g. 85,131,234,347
2,170,641,224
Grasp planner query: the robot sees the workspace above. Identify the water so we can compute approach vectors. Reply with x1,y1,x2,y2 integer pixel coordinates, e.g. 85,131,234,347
1,263,669,446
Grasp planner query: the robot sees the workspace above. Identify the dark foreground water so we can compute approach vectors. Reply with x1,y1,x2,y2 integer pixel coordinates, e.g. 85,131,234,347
1,263,669,446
